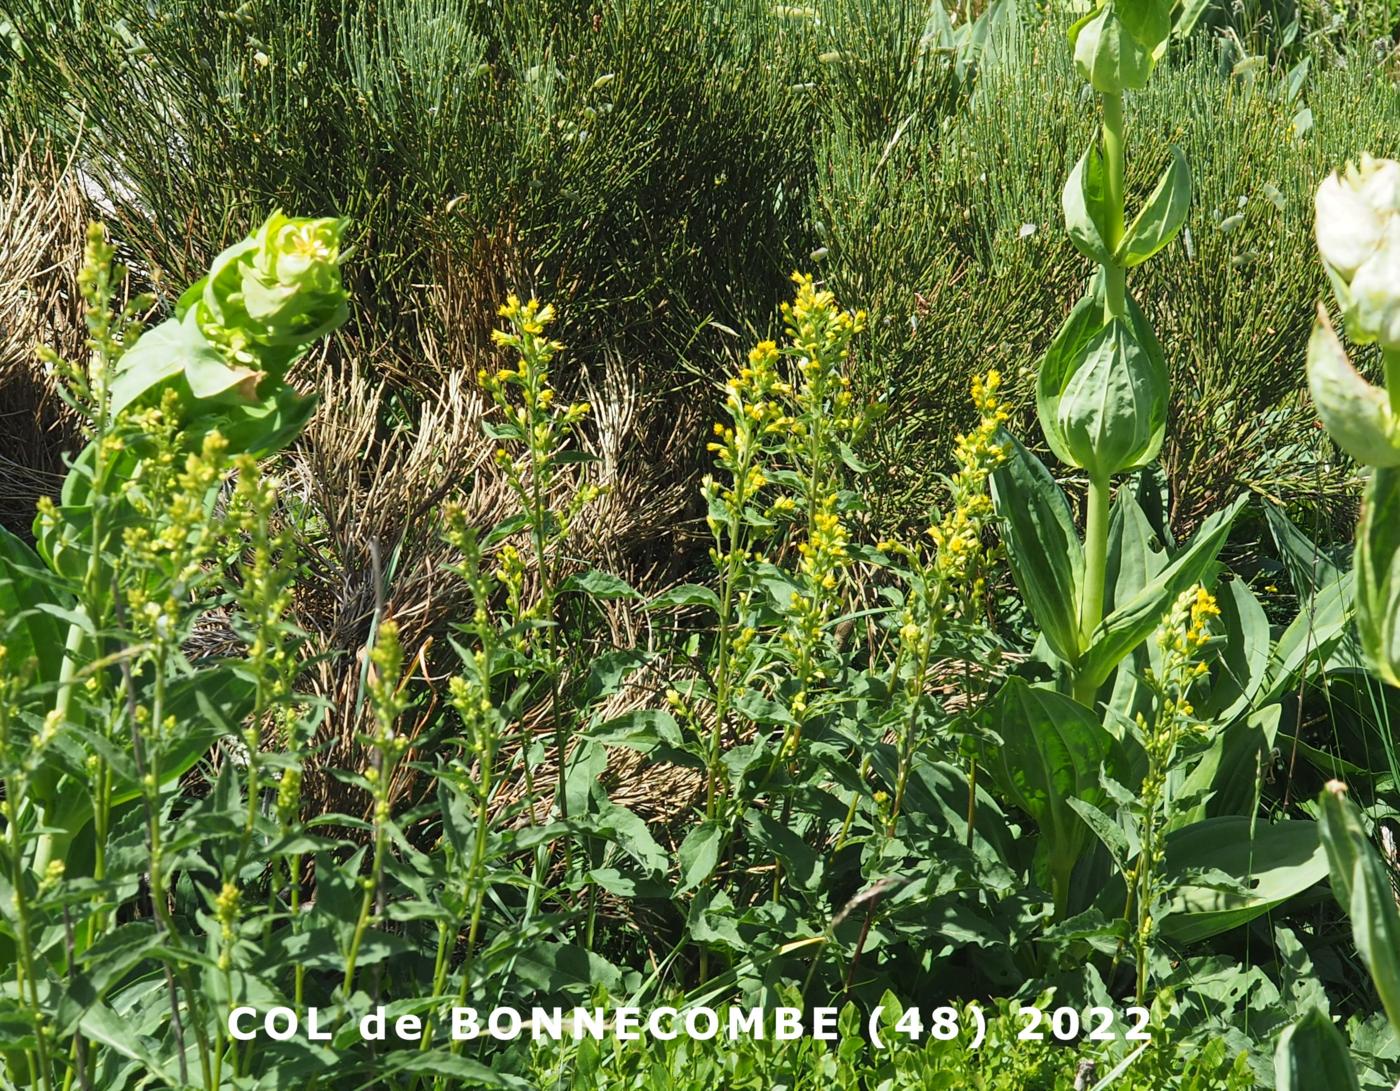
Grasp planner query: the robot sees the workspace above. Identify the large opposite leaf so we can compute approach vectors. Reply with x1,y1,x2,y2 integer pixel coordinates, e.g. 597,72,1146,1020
1076,494,1243,693
109,310,262,419
988,431,1084,664
1318,784,1400,1035
1160,817,1328,942
1274,1008,1360,1091
0,526,70,684
1037,276,1109,470
1063,140,1114,265
1117,146,1191,268
982,678,1125,914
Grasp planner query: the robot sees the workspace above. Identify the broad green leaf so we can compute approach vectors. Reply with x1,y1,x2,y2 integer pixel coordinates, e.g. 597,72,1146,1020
581,648,651,705
1318,784,1400,1034
988,431,1084,664
1264,498,1342,597
1173,704,1279,826
587,708,684,753
1274,1008,1360,1091
1263,569,1354,702
563,569,640,600
594,798,669,876
1115,0,1173,54
0,525,69,684
1193,577,1271,722
1078,495,1243,692
1355,466,1400,687
1306,309,1400,468
1117,146,1191,267
1037,276,1110,469
1063,140,1115,265
982,678,1125,915
109,310,260,418
676,820,724,894
1071,4,1156,93
377,1051,532,1088
1173,0,1214,38
1055,317,1168,481
648,583,721,613
746,811,822,890
1102,486,1169,721
1067,796,1135,873
1160,817,1328,942
78,1003,172,1081
1104,489,1167,611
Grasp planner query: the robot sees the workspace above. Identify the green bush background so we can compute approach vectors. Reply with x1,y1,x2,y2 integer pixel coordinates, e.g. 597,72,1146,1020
4,0,1398,543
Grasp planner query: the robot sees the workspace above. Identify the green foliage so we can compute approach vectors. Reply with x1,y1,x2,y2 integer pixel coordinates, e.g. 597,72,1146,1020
4,4,1400,1088
817,18,1399,532
528,996,1257,1090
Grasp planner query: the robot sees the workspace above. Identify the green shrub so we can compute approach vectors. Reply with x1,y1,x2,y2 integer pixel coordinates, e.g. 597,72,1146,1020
816,18,1400,535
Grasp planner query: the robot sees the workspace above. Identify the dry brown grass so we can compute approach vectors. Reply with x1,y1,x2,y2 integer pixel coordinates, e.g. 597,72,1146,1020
0,149,726,827
283,257,705,823
0,138,84,538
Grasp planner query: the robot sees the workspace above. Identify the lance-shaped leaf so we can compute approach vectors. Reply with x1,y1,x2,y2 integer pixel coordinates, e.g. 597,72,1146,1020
1063,140,1115,265
982,678,1126,916
1355,466,1400,687
1076,494,1243,693
1307,307,1400,468
1038,275,1109,469
1274,1008,1360,1091
1318,782,1400,1034
1117,146,1191,267
988,430,1084,664
1159,816,1329,942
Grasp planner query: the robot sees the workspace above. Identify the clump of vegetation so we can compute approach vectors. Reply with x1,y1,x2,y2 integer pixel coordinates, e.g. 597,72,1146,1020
1,1,1400,1089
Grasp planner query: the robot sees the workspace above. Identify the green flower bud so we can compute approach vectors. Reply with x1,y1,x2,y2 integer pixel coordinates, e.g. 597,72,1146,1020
1315,155,1400,348
1069,0,1170,94
185,210,350,381
1306,308,1400,468
1356,467,1400,688
1055,316,1168,481
1037,275,1169,480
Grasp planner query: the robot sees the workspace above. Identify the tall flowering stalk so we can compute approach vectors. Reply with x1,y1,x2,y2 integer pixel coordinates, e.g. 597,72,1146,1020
1,212,347,1090
874,372,1008,840
1121,585,1218,1002
699,275,868,819
773,276,866,758
699,340,791,818
1309,155,1400,687
1033,0,1184,703
479,297,597,822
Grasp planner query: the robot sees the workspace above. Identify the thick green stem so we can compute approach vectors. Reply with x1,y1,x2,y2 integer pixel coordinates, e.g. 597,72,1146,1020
1101,91,1127,321
1385,346,1400,414
1075,475,1112,704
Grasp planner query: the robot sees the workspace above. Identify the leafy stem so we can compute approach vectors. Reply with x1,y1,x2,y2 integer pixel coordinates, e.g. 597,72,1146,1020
1076,473,1112,702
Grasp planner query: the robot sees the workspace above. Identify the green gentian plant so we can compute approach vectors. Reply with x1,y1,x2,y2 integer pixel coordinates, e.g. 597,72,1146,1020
1309,155,1400,686
0,214,347,1090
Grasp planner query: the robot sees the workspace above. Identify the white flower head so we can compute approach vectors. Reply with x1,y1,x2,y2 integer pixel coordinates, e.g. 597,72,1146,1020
1316,154,1400,347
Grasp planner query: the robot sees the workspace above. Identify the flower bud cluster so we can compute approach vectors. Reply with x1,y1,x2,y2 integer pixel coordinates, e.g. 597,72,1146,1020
1316,155,1400,349
193,212,349,380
